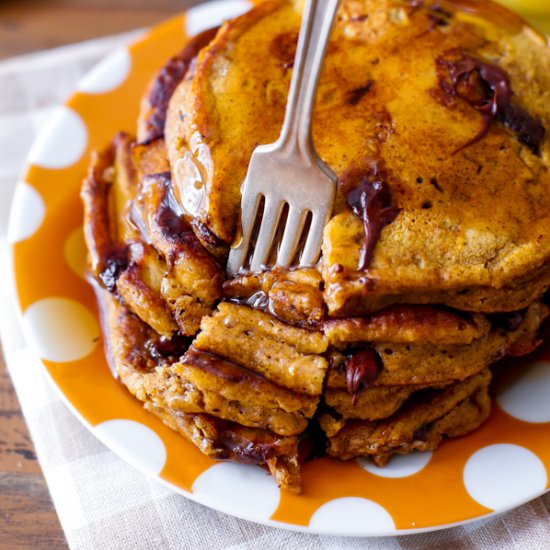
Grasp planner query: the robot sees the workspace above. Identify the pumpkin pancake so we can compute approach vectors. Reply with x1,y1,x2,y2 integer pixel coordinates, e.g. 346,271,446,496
320,368,492,464
81,0,550,492
167,0,550,314
99,286,303,491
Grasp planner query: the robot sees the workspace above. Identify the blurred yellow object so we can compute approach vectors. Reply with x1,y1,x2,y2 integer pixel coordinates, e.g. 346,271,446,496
496,0,550,33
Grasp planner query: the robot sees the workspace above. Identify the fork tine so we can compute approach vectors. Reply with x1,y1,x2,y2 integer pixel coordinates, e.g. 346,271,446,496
299,211,325,266
276,206,307,267
249,198,284,272
226,192,263,275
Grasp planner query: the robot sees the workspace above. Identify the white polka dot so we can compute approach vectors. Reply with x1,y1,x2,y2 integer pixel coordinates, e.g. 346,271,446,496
309,497,396,536
23,298,99,362
95,419,167,475
27,106,87,169
192,462,280,519
463,444,547,511
185,0,252,36
64,226,88,279
358,452,432,478
8,182,46,243
497,361,550,423
77,48,131,94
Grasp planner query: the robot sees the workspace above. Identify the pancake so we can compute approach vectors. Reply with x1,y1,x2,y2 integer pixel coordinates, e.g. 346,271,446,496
166,0,550,314
81,0,550,492
325,301,548,388
82,135,224,337
100,286,302,491
320,368,492,464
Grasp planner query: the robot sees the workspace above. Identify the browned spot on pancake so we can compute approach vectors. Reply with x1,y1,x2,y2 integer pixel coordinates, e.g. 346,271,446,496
347,80,374,106
190,217,229,259
270,31,298,71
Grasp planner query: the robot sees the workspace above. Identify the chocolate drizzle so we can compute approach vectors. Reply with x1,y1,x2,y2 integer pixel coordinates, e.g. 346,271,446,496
145,332,190,363
99,248,128,292
435,50,545,154
341,165,400,271
344,348,382,406
501,104,546,156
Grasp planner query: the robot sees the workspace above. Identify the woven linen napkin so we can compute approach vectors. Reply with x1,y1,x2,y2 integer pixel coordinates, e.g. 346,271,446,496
1,32,550,550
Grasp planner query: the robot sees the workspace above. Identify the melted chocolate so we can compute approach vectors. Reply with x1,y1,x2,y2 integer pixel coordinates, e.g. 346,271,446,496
142,27,219,143
500,103,546,156
98,248,128,292
409,1,452,27
435,50,545,154
345,348,382,406
341,166,400,271
145,332,190,363
157,186,188,242
217,430,281,464
201,416,291,465
488,311,525,332
429,176,443,192
347,80,374,106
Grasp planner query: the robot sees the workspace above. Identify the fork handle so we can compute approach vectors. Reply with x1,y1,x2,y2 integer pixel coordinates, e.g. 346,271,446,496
276,0,340,162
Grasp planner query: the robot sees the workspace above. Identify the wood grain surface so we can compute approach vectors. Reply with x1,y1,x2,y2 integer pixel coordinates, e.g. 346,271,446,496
0,355,69,550
0,0,200,60
0,2,200,548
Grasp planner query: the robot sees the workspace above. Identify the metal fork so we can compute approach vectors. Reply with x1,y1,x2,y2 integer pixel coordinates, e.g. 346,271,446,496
226,0,339,275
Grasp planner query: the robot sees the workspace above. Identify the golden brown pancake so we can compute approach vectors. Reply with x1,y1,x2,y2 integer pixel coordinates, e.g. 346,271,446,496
81,0,550,492
167,0,550,314
100,287,302,491
320,369,492,464
81,135,223,338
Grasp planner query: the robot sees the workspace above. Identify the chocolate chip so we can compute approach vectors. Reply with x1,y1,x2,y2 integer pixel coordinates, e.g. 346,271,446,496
434,49,545,155
340,163,401,271
345,348,383,406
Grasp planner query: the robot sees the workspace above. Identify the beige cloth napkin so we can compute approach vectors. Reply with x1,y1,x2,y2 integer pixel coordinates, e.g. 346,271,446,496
1,31,550,550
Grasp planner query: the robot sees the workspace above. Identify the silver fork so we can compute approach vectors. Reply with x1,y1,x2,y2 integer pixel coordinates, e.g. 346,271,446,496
226,0,339,275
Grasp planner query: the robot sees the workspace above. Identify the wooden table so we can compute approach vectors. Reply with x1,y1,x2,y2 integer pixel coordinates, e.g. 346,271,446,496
0,2,198,548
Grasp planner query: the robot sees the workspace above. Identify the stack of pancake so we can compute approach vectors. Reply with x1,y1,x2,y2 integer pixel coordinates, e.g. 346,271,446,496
82,0,550,493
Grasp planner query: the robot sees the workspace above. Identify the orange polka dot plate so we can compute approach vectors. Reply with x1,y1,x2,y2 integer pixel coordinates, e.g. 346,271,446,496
9,0,550,537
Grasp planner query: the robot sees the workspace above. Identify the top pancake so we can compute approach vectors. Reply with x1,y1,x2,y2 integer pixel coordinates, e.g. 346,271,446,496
166,0,550,312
